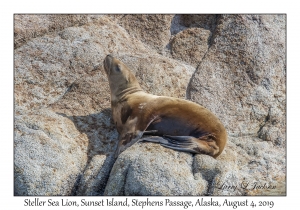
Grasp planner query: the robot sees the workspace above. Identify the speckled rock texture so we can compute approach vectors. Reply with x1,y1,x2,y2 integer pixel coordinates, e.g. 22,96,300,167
116,15,174,53
14,14,286,196
14,14,104,49
104,142,208,196
187,15,286,142
170,28,211,67
14,108,88,195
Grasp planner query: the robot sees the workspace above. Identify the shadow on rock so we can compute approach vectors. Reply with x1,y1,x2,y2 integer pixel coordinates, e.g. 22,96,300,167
57,108,118,195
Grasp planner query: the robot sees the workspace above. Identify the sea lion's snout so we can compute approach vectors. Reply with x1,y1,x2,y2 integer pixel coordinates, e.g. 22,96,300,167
104,55,113,75
104,54,123,76
105,54,113,62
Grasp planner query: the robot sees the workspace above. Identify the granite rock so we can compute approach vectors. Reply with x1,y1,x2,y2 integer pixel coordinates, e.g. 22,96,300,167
117,15,174,53
104,141,208,196
14,14,286,196
170,28,211,67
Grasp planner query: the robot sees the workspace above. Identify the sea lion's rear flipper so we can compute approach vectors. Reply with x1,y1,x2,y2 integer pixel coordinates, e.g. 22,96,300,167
160,135,219,156
139,136,169,144
160,135,201,154
143,130,158,135
139,135,197,152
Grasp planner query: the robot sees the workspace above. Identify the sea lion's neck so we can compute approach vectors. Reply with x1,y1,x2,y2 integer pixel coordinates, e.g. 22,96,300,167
114,86,144,102
108,68,143,103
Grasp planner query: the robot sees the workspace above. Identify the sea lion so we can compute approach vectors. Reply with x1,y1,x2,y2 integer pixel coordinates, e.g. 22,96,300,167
103,55,227,158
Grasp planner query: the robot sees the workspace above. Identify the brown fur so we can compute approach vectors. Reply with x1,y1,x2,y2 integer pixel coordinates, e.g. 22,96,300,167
103,55,227,158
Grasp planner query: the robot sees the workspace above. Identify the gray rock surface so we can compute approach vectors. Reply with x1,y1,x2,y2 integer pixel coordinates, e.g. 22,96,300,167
187,14,286,141
14,14,103,49
104,141,208,196
117,15,174,53
14,14,286,196
14,108,88,195
180,14,218,31
170,28,211,67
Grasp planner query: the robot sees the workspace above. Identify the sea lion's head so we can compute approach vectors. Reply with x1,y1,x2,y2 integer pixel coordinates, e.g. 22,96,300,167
103,55,141,97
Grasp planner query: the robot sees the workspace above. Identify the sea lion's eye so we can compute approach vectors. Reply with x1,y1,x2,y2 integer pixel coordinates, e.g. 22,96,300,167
115,65,121,72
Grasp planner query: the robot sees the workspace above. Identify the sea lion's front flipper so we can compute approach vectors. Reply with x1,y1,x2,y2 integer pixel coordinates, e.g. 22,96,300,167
114,130,159,159
161,135,219,156
115,131,143,159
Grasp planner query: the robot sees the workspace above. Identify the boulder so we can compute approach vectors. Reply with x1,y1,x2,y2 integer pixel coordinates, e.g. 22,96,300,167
170,28,211,67
14,14,286,196
188,15,286,139
104,141,208,196
14,14,103,49
180,14,218,31
14,108,88,195
117,15,174,53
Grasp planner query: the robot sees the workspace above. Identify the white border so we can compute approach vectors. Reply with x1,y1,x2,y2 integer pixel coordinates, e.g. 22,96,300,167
2,0,297,209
